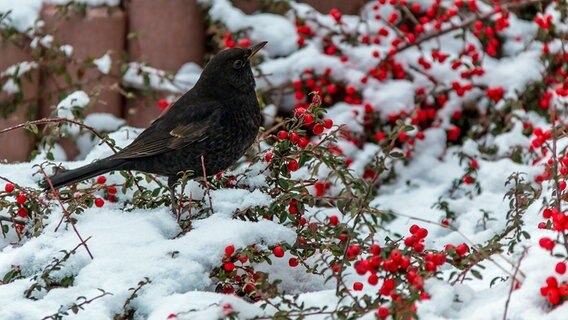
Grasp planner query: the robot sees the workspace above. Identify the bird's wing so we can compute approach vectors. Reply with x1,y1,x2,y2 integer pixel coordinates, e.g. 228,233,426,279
110,102,222,159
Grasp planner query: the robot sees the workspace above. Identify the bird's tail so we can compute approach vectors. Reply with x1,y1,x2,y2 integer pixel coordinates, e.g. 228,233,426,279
40,159,126,190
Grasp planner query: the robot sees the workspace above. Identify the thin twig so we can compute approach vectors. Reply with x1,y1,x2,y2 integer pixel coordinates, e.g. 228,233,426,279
503,247,528,320
201,155,213,212
0,118,119,153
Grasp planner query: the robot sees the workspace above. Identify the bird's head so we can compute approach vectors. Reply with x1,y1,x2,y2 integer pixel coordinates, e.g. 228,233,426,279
197,41,267,95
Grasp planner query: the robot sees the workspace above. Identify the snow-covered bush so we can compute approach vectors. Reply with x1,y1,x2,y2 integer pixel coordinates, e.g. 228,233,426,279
1,0,568,319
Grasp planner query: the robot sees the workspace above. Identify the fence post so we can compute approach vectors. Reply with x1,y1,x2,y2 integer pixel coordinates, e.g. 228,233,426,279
125,0,205,128
0,38,39,162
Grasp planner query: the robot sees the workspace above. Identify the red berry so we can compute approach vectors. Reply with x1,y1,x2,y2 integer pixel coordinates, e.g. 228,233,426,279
469,160,479,169
4,183,14,192
273,245,285,258
303,114,315,125
15,224,24,234
463,175,474,184
289,132,300,143
368,273,379,285
323,119,333,129
16,194,26,205
264,152,273,162
409,224,420,234
355,260,370,275
157,98,169,110
555,262,566,275
277,130,289,140
287,160,299,172
238,38,251,48
97,176,107,184
413,242,425,252
289,258,299,267
377,307,389,318
347,245,360,259
539,237,555,251
425,261,436,272
329,215,339,225
225,245,235,256
107,186,117,195
456,243,469,256
224,262,235,272
416,228,428,239
369,244,381,255
17,208,28,218
353,281,363,291
312,123,324,135
94,198,104,208
297,138,309,148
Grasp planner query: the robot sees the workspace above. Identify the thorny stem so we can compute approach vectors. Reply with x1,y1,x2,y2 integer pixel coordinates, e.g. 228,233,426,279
39,164,94,259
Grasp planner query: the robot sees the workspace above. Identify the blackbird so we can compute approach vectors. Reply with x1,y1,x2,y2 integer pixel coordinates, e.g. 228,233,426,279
40,42,267,211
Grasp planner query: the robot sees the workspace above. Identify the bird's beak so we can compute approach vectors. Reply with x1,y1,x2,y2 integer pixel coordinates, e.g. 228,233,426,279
247,41,268,60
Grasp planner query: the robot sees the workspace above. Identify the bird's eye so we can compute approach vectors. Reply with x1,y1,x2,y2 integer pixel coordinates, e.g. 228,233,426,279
233,60,244,69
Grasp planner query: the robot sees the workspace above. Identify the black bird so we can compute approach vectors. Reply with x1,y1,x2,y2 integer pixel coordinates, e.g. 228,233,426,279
40,42,267,210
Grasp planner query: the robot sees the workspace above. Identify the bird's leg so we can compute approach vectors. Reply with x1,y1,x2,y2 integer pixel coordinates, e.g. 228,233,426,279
167,176,178,216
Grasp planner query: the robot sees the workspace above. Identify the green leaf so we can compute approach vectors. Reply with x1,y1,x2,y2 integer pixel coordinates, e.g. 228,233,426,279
389,151,404,158
24,123,38,134
471,269,483,280
277,178,289,189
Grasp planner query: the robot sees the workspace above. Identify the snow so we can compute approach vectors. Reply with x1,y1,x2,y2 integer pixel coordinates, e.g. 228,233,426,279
0,0,42,32
122,62,201,94
1,61,38,94
201,0,298,57
56,90,90,120
1,0,568,319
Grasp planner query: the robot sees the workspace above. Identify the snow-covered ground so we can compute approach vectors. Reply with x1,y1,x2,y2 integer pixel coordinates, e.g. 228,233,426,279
1,0,568,319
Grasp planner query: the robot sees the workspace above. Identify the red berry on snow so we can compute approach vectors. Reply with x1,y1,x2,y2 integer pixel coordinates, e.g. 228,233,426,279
353,281,363,291
224,262,235,272
225,245,235,256
555,262,566,275
273,245,285,258
329,215,339,225
107,186,117,195
287,160,299,172
16,193,26,205
377,307,389,318
4,183,14,192
289,258,299,267
94,198,104,208
17,208,28,218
